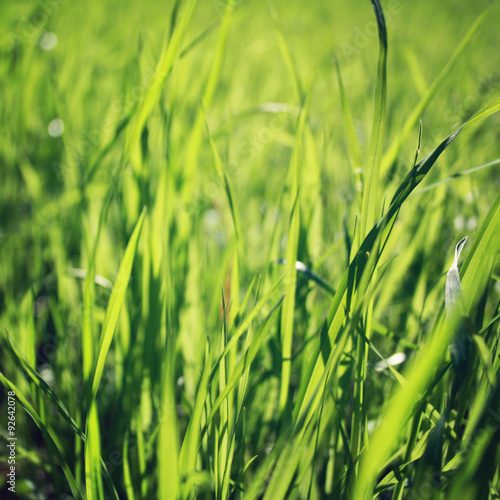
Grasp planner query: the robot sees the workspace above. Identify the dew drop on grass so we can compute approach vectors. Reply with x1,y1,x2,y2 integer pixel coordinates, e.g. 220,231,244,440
48,118,64,137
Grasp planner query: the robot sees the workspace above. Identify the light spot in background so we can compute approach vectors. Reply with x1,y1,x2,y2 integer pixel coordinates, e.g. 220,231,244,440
465,191,475,205
39,32,58,51
203,209,221,229
39,365,55,387
454,214,465,231
466,216,477,230
48,118,64,137
203,209,225,246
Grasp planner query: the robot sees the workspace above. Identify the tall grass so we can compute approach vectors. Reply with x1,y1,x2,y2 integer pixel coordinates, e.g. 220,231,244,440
1,0,500,498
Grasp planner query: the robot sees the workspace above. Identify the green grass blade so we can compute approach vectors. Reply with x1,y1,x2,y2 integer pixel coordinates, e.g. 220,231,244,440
158,335,181,500
90,207,146,400
359,0,387,241
278,94,309,419
84,208,145,499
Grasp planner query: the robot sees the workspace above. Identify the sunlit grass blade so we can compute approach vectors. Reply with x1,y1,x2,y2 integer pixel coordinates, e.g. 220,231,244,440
278,93,309,419
89,207,146,400
412,157,500,196
206,297,283,426
293,90,500,437
350,0,387,477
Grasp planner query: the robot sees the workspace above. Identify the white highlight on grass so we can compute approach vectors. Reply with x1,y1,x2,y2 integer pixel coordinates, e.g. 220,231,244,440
48,118,64,137
295,261,307,272
275,259,309,272
67,267,113,289
374,352,406,372
39,32,58,51
367,419,378,434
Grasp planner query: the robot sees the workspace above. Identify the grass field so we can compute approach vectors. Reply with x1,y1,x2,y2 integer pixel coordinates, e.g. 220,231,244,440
1,0,500,498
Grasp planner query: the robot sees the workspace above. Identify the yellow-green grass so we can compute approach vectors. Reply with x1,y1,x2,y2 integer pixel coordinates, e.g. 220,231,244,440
1,0,500,498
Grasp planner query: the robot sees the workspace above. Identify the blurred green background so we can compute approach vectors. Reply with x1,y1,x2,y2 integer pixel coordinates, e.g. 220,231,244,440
1,0,500,498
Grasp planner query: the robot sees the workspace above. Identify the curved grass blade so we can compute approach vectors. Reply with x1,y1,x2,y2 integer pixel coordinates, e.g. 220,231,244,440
274,259,335,295
412,158,500,197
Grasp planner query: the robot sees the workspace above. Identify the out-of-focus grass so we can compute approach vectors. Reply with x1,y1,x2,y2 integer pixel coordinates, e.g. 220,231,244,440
1,0,500,498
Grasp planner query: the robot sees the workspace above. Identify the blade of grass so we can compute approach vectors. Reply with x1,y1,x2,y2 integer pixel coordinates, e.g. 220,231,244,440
85,208,146,500
279,93,309,420
351,1,387,477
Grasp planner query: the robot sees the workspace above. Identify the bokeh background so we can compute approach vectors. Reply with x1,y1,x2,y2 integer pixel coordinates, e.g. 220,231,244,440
1,0,500,498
